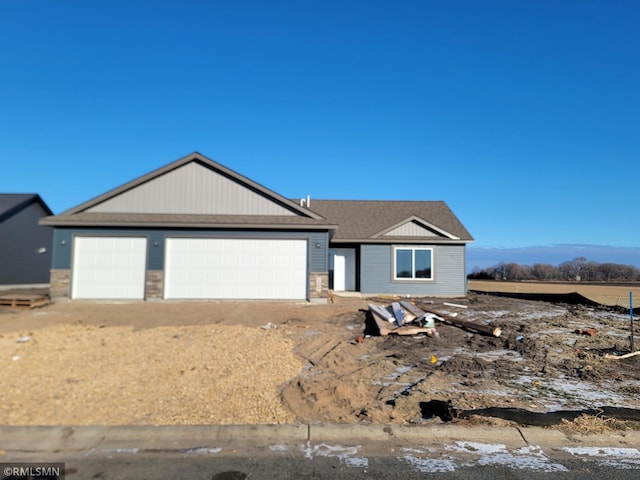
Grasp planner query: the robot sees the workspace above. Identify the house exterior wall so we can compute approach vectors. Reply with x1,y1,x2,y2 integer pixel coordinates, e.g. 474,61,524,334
87,162,298,216
50,227,329,300
0,203,52,284
359,243,467,297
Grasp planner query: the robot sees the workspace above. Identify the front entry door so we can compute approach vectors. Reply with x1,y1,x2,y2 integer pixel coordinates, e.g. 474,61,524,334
331,248,355,291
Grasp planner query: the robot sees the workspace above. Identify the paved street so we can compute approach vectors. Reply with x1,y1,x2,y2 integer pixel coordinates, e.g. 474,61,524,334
2,424,640,479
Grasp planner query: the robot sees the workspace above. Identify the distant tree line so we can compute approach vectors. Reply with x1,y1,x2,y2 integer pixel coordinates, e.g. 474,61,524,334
468,256,640,282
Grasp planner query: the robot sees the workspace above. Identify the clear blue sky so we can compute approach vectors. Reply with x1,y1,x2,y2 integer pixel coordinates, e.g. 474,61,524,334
2,1,639,268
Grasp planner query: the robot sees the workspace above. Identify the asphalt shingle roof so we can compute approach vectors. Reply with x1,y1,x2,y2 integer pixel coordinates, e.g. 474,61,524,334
0,194,52,221
308,200,473,242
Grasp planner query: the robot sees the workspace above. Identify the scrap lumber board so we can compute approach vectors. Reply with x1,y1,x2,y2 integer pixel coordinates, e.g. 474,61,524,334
368,303,395,323
369,312,396,336
369,313,437,337
369,303,436,336
391,302,405,325
389,326,438,337
413,302,502,337
399,300,437,328
0,295,49,309
399,301,427,318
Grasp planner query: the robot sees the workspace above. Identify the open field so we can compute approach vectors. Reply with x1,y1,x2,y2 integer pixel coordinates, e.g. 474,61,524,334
468,280,640,308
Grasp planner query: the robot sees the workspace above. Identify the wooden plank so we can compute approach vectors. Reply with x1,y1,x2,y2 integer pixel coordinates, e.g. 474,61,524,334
388,326,438,337
391,302,406,326
368,303,394,323
399,301,426,318
0,295,50,309
399,301,436,328
393,302,416,325
415,302,502,337
370,313,395,336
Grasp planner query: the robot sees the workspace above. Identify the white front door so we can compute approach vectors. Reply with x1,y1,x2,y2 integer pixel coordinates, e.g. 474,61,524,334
164,238,308,300
71,236,147,299
332,248,356,292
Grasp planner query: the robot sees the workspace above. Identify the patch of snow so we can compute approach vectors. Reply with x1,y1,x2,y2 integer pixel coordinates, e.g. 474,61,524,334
301,442,368,468
400,447,456,473
453,347,523,362
102,448,139,454
269,444,289,452
562,446,640,469
508,374,640,410
563,447,640,458
185,447,222,454
449,442,568,472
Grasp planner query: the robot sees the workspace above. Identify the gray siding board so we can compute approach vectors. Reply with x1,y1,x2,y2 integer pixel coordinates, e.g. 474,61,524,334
88,163,296,216
52,229,73,269
360,244,467,296
384,221,438,237
52,228,328,272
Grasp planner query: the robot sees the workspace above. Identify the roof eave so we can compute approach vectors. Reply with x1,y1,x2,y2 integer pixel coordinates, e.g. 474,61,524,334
40,217,338,230
329,238,474,244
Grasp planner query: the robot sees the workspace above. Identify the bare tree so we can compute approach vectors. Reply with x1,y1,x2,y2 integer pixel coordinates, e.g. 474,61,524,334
469,256,640,283
531,263,556,281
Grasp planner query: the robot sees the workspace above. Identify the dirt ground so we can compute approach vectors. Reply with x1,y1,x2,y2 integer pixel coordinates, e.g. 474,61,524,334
1,291,639,426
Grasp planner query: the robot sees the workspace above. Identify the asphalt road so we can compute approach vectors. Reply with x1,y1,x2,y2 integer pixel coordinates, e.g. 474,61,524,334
2,424,640,479
6,446,640,480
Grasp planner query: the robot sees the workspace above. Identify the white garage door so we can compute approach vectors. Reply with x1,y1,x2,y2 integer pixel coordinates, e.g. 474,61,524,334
72,237,147,300
165,238,308,300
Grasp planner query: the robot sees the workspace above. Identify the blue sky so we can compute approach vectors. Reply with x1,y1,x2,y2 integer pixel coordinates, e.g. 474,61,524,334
1,1,639,270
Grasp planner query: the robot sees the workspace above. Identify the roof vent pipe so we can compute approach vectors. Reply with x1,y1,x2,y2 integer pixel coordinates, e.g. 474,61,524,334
300,195,311,207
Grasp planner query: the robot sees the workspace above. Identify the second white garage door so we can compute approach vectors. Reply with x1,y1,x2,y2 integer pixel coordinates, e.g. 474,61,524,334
164,238,308,300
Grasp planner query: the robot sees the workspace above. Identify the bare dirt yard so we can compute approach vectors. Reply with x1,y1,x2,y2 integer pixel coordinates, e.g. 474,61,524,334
1,290,639,427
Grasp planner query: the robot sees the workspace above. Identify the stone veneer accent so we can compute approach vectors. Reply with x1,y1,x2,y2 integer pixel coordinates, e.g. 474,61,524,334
49,269,71,299
145,270,164,299
309,272,329,299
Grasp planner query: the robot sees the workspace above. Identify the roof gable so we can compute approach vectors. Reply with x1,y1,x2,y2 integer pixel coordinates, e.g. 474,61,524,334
87,160,298,216
309,200,473,243
0,194,52,222
68,152,321,218
375,216,460,240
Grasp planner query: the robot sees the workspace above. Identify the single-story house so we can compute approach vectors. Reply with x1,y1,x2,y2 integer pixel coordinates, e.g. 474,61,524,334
40,152,473,301
0,194,53,285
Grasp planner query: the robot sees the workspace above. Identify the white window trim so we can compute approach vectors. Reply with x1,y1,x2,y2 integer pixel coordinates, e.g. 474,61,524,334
392,246,434,281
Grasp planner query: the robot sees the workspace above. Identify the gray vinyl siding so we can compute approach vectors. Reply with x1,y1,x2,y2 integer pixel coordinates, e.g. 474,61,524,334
383,221,438,237
52,228,328,272
88,162,297,216
0,203,52,284
360,244,467,296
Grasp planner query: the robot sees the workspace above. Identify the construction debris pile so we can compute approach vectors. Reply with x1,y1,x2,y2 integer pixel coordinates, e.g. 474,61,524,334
368,300,502,338
368,300,439,337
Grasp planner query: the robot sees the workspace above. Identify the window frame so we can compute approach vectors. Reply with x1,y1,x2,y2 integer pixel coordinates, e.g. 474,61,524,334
392,246,434,282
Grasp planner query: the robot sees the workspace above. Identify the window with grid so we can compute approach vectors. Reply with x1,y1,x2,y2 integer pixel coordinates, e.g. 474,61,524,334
394,247,433,280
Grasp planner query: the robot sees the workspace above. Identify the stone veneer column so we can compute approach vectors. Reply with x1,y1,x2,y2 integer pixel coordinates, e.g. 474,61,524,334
49,269,70,299
145,270,164,299
309,272,329,299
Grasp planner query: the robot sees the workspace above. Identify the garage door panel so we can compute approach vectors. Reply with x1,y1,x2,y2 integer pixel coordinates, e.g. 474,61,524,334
165,238,307,300
72,237,147,300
